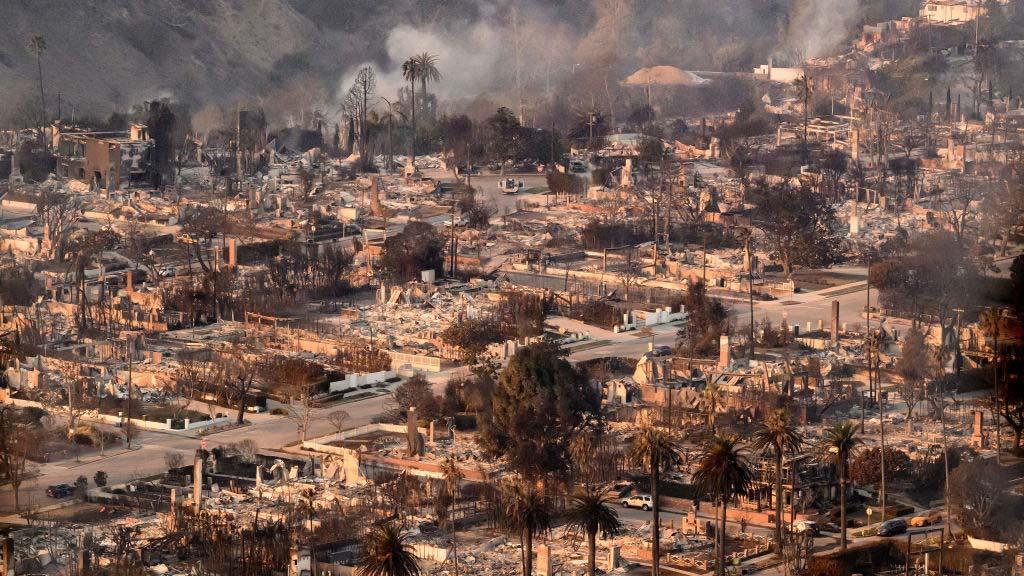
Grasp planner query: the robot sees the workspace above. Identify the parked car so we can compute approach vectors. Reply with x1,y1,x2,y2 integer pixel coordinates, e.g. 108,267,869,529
569,161,587,173
621,494,654,511
878,518,908,536
46,484,74,499
910,512,942,527
793,520,820,536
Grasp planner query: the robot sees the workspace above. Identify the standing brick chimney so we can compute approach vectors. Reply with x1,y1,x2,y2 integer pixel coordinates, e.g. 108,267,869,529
831,300,840,345
193,449,204,513
718,335,730,368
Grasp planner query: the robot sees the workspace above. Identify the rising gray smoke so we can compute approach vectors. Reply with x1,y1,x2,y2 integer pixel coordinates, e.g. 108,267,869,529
784,0,864,61
0,0,891,128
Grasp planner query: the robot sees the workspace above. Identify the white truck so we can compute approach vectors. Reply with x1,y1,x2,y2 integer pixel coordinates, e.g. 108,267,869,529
621,494,654,511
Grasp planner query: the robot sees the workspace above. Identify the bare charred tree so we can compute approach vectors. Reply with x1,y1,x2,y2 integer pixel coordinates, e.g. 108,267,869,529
327,410,351,439
220,350,258,425
36,189,80,261
749,181,842,276
350,66,377,170
122,220,162,283
819,150,848,202
261,357,324,441
175,351,216,400
178,206,226,273
617,249,645,301
939,173,983,245
0,404,40,510
64,229,119,336
980,165,1024,255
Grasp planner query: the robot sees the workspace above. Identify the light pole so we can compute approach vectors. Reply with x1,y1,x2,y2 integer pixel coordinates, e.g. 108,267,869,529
879,388,887,521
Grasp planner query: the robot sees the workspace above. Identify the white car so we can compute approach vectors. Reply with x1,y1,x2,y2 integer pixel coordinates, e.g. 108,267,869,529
621,494,654,511
793,520,819,535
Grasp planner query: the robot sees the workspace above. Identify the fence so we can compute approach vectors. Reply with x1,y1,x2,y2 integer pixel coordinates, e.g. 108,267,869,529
387,350,442,372
1,396,229,432
328,370,396,393
502,270,685,306
410,543,450,562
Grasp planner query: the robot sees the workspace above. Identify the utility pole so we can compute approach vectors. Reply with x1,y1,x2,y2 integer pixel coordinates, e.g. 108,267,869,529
702,233,708,285
589,112,596,151
125,329,133,449
235,103,243,194
937,379,951,541
879,386,887,521
652,184,660,272
861,390,868,433
746,232,755,361
450,208,457,277
549,119,556,168
975,0,981,52
512,6,524,125
867,269,873,400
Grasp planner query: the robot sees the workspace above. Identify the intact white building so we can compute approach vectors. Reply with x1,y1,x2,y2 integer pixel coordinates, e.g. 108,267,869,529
919,0,985,24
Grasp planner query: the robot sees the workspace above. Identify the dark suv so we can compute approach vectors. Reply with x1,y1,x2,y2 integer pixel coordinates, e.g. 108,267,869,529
46,484,75,498
878,518,908,536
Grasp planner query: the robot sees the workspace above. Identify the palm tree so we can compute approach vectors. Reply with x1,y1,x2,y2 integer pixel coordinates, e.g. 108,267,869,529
401,57,421,165
794,75,813,159
441,456,463,576
701,383,724,433
750,409,803,556
820,422,862,551
501,479,551,576
569,426,609,486
358,521,421,576
28,35,46,123
411,52,442,110
693,436,753,576
564,488,622,576
629,426,683,576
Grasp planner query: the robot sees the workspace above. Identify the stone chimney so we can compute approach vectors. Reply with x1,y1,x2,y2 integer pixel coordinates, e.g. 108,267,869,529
406,406,420,456
606,546,620,572
193,449,204,513
228,238,237,268
831,300,840,345
125,270,134,294
718,335,730,368
537,544,552,576
76,532,91,575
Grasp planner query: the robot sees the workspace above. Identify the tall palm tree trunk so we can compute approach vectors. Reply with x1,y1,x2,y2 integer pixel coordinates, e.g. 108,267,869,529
994,331,1001,462
839,462,848,551
803,96,809,156
409,80,417,165
717,495,728,576
652,463,661,576
587,530,597,576
775,452,784,554
524,527,533,576
36,55,46,123
451,498,459,576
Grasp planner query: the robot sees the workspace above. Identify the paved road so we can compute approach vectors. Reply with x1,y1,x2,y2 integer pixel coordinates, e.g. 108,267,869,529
0,391,395,515
421,168,551,214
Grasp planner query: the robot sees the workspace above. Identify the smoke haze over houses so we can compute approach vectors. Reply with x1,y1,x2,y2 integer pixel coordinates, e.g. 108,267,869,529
0,0,912,128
